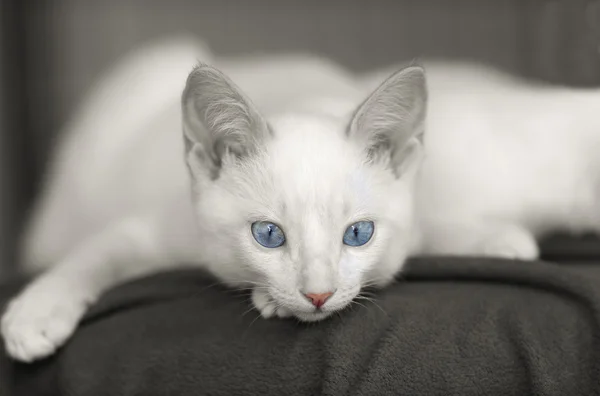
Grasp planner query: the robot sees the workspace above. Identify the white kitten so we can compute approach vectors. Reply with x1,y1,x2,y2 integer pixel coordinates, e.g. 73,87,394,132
3,39,600,363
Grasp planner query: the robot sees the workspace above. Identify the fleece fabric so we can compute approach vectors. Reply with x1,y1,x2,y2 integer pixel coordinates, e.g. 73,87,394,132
2,256,600,396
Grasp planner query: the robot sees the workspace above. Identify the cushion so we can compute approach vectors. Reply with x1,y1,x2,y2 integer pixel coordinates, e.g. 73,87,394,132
2,257,600,396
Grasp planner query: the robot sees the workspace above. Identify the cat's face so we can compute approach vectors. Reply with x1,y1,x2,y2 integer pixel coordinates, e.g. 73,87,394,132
182,64,427,321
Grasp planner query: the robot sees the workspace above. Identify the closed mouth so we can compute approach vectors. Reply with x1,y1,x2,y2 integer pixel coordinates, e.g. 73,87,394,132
293,310,332,322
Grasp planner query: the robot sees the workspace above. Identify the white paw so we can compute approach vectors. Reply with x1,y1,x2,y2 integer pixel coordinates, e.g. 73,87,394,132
1,283,91,362
251,288,292,319
478,227,539,260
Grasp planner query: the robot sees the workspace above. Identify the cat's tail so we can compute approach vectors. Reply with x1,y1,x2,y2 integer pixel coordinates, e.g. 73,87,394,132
21,35,213,273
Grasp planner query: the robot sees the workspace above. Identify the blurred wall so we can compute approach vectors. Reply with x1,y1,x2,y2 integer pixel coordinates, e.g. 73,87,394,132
31,1,600,179
1,0,31,276
0,4,6,275
1,0,600,274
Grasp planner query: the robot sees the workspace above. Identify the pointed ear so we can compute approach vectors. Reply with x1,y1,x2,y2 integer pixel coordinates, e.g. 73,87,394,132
181,64,270,179
348,65,427,178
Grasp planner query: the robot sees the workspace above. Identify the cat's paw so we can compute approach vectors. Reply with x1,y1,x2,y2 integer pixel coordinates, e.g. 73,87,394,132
1,283,91,362
251,288,292,319
478,226,539,260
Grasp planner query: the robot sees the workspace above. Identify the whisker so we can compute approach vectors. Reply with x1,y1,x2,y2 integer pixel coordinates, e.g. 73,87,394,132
247,312,263,329
242,305,258,317
229,286,270,293
240,280,271,287
355,295,388,316
335,310,347,325
351,300,368,310
360,279,385,287
358,290,379,297
362,274,402,285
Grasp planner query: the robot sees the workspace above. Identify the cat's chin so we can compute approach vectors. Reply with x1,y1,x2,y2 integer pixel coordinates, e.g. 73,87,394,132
293,311,334,322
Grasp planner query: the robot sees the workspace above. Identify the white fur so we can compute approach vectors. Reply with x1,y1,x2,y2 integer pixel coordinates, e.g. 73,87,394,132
3,40,600,362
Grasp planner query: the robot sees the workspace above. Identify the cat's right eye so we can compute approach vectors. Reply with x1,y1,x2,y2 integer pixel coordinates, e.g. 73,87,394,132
343,221,374,247
251,221,286,248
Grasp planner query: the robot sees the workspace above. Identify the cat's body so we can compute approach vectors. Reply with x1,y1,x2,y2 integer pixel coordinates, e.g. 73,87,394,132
411,68,600,256
3,38,600,362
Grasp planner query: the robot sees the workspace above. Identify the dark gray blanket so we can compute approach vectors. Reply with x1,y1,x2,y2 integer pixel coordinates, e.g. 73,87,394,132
2,257,600,396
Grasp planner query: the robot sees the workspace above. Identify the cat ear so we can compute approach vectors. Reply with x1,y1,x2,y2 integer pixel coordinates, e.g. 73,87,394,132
348,65,427,178
181,64,270,179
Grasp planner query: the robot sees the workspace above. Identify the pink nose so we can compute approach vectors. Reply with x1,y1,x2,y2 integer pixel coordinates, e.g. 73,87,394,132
304,292,334,308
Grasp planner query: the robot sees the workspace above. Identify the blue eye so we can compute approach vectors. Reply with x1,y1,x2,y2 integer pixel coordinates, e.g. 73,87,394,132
251,221,286,248
343,221,374,247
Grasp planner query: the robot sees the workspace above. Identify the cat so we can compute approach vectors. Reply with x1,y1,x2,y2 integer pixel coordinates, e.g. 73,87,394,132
3,37,600,363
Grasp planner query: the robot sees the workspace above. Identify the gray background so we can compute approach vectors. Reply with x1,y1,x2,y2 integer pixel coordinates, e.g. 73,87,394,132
1,0,600,276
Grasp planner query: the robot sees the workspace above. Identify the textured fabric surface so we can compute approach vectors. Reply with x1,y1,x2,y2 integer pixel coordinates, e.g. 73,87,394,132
2,256,600,396
541,233,600,262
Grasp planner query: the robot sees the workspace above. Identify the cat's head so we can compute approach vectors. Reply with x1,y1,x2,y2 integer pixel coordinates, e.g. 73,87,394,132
181,63,427,321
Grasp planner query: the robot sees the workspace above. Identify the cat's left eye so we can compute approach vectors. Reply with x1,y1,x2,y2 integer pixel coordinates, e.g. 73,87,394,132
251,221,286,248
343,221,374,247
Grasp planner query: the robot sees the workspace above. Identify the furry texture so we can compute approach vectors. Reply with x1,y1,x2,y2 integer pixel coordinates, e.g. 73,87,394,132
181,62,423,322
3,38,600,362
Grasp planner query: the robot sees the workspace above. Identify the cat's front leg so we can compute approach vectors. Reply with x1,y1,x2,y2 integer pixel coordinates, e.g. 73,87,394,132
476,223,539,260
1,274,93,362
251,288,292,319
1,217,170,362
